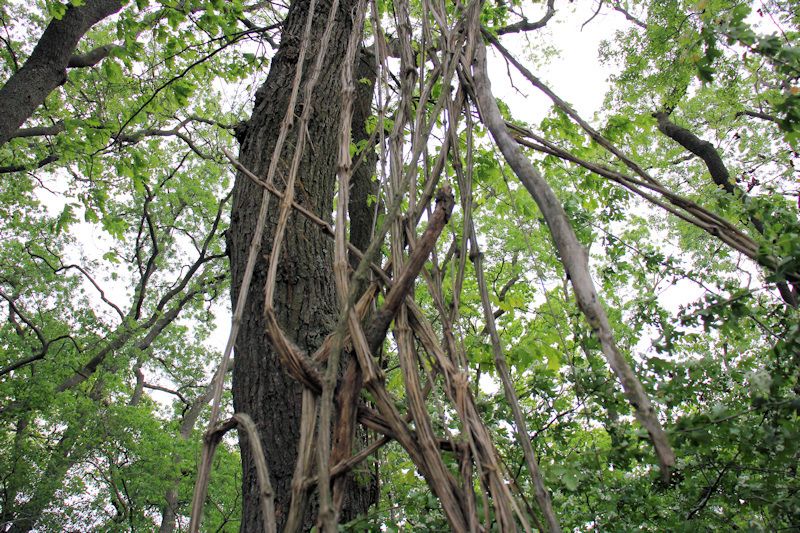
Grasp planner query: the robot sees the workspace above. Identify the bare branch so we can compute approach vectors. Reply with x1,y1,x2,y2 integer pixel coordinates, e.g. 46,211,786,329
68,43,123,68
736,109,782,124
57,263,125,320
495,0,555,35
184,114,238,130
581,1,604,31
653,111,736,195
143,382,189,405
225,150,391,284
11,121,65,138
654,110,797,306
364,187,455,353
115,126,216,160
472,243,561,532
469,36,676,482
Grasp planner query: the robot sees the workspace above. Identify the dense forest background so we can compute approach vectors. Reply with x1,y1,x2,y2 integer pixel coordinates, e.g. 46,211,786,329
0,0,799,530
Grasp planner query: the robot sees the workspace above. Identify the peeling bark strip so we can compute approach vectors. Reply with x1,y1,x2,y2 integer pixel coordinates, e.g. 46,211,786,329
260,188,465,529
470,40,676,482
202,414,277,533
365,187,455,352
0,0,123,147
258,186,454,392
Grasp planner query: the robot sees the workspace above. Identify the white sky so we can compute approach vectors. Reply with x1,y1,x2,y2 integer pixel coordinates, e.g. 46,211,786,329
487,2,630,124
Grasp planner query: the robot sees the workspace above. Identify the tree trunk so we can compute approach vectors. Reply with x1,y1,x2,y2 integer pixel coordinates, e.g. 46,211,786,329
228,0,376,530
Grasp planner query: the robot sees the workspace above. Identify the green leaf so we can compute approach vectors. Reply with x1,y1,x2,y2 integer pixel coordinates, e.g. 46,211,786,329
48,2,68,19
172,79,195,106
544,346,561,372
102,59,124,83
53,204,78,234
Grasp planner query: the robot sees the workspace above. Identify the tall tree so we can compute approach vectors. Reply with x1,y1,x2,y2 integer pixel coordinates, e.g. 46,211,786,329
227,0,378,528
1,0,799,531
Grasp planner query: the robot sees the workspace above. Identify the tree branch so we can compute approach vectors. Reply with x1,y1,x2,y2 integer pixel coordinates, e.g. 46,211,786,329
736,109,782,125
469,37,676,482
0,288,77,377
610,1,646,29
143,382,189,405
653,111,736,195
495,0,555,35
115,126,215,160
364,187,455,353
0,0,124,147
11,121,65,138
55,263,125,320
0,154,59,174
67,43,123,68
654,110,798,306
0,288,47,349
7,116,224,165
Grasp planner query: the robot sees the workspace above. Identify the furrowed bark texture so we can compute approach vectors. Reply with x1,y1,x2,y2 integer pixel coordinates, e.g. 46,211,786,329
0,0,123,147
229,0,376,529
349,48,379,264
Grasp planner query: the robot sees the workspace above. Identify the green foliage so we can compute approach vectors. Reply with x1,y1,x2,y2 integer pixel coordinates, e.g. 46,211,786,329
1,0,799,530
0,1,250,525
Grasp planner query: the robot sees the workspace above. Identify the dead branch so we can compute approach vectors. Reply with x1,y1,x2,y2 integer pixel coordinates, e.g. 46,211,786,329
469,34,676,483
365,187,454,352
205,414,277,533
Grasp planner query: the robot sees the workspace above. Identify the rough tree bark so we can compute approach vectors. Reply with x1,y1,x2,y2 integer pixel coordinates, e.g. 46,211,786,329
228,0,377,529
0,0,123,147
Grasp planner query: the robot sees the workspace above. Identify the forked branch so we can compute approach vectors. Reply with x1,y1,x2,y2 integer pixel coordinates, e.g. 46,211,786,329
205,414,276,533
